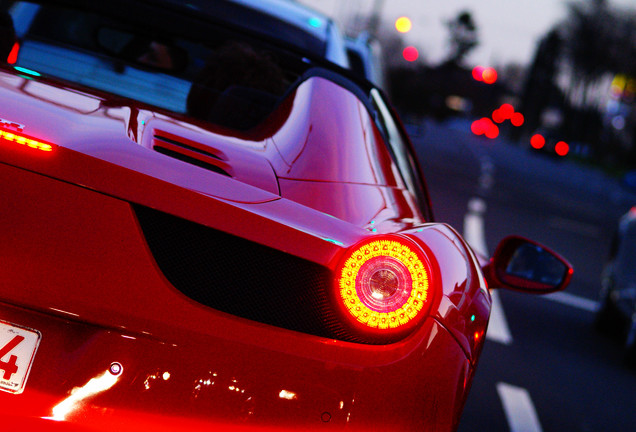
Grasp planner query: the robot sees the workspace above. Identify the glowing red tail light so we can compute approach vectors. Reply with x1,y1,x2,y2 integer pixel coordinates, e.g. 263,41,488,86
336,237,432,332
0,128,54,152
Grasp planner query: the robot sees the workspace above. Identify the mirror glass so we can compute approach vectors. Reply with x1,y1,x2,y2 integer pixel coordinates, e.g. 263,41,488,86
504,242,567,287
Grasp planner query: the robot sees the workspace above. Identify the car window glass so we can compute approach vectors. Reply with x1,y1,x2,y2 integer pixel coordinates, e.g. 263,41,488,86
371,89,429,215
4,1,309,131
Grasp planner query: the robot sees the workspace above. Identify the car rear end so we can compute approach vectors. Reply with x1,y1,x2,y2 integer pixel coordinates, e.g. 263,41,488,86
0,1,490,430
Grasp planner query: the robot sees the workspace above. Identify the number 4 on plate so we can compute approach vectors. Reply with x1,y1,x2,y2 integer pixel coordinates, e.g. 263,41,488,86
0,321,41,394
0,335,24,379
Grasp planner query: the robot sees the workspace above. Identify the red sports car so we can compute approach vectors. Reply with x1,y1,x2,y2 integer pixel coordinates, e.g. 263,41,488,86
0,1,572,430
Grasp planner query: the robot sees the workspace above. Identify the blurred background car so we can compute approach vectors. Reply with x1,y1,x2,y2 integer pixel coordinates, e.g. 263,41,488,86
345,31,388,90
223,0,350,68
596,206,636,367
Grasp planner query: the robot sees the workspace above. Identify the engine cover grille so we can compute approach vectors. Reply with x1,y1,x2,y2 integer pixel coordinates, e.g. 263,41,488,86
133,205,365,342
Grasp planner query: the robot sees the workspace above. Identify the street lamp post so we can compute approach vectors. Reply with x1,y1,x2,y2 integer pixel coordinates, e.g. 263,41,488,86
368,0,385,36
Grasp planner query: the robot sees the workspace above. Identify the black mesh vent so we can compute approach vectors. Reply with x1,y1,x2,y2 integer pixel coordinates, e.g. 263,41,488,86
152,134,232,177
133,205,365,342
153,145,231,177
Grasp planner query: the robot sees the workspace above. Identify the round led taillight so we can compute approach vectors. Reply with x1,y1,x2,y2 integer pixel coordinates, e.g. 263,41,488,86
337,238,430,330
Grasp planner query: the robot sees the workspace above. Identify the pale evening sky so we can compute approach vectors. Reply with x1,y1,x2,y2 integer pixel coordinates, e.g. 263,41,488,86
297,0,636,67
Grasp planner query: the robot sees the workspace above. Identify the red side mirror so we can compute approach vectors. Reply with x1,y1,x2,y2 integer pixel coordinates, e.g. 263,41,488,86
484,236,573,293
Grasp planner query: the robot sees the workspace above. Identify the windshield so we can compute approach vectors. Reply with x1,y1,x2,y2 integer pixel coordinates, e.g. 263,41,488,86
2,0,314,130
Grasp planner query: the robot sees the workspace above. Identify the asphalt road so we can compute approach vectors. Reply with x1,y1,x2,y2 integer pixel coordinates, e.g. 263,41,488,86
407,119,636,432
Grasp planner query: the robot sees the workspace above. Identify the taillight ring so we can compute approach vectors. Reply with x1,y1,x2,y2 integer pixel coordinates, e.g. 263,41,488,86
337,237,430,331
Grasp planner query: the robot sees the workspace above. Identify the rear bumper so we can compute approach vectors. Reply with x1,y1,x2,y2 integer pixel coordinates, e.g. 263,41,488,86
0,300,470,431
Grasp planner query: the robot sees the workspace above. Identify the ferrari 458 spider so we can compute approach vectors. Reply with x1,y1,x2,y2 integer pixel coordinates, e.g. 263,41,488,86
0,1,572,431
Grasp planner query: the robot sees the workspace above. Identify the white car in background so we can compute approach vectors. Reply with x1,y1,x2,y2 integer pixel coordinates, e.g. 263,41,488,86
596,206,636,366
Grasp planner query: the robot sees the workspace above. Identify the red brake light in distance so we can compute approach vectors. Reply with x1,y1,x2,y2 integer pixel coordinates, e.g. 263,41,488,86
402,46,419,62
336,237,431,333
530,134,545,150
472,66,497,84
0,128,54,152
555,141,569,157
471,117,499,139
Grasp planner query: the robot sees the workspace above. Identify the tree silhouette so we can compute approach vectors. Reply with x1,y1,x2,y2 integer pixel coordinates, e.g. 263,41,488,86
444,10,478,66
557,0,636,163
519,29,563,138
561,0,636,106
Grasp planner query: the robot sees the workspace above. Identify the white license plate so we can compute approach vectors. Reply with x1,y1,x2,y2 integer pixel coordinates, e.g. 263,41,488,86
0,320,41,394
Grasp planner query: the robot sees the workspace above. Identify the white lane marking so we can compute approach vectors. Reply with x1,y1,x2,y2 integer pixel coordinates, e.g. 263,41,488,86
463,197,513,345
464,198,488,255
488,290,514,345
543,291,599,313
497,382,544,432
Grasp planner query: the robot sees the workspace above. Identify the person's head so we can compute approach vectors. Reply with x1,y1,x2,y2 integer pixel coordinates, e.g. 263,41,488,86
186,41,285,120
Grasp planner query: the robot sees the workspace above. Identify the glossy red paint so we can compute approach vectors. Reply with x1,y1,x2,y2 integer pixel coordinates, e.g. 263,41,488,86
270,78,401,186
0,63,487,429
0,199,483,431
0,159,488,355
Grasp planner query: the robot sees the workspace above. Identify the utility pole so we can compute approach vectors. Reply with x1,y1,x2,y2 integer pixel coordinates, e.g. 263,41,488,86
368,0,385,36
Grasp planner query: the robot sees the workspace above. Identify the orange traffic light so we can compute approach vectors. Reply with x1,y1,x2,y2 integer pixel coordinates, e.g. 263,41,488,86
395,16,412,33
